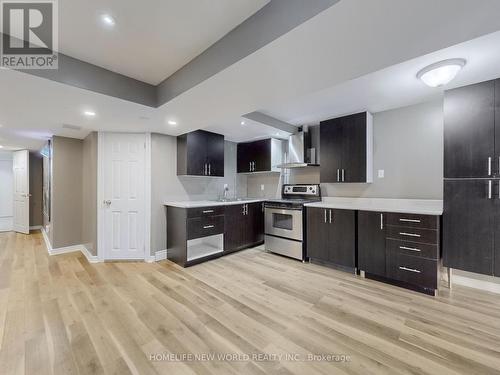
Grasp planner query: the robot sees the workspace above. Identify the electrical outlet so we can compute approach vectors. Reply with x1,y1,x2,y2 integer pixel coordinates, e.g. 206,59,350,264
378,169,385,178
260,184,265,191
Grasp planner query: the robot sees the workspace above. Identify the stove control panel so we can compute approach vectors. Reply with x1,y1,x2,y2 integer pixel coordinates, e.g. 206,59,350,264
283,184,320,197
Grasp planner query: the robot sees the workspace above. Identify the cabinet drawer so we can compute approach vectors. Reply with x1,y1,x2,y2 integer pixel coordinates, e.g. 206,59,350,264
187,206,225,219
387,251,438,289
386,225,439,245
386,213,438,229
386,238,439,260
187,215,224,240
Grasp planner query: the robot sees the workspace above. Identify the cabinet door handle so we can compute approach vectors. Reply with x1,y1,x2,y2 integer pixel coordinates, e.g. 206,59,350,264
203,225,215,229
488,157,492,176
488,180,492,199
329,209,332,224
324,209,327,223
399,218,421,223
399,246,421,252
399,266,421,274
342,169,345,182
204,163,207,175
399,232,421,238
336,169,340,182
208,163,211,175
380,213,383,230
202,210,214,214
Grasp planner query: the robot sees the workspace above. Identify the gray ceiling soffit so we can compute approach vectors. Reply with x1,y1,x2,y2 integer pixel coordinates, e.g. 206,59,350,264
156,0,340,106
1,0,339,108
2,40,158,108
243,111,297,133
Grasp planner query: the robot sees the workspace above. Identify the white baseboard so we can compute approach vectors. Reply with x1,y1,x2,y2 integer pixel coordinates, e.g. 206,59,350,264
41,227,101,263
451,272,500,295
155,249,167,261
30,225,42,230
81,245,100,263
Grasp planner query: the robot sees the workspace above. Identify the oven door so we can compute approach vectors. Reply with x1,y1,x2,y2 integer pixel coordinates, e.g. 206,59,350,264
265,207,303,241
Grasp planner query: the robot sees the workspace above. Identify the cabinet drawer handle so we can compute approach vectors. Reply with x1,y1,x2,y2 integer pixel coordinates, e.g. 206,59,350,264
399,246,421,252
488,156,492,176
203,225,215,229
399,232,421,238
399,266,421,274
202,210,214,214
399,218,421,223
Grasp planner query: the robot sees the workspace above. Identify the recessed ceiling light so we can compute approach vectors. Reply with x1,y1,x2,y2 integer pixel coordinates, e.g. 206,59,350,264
101,14,115,27
0,145,3,149
83,110,96,117
417,58,466,88
240,121,245,125
168,120,177,126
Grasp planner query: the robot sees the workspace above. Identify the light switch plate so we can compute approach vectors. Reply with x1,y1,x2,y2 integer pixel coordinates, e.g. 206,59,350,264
378,169,385,178
260,184,265,191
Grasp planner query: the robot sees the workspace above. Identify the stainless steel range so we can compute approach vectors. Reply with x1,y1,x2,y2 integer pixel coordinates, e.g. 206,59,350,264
264,184,321,260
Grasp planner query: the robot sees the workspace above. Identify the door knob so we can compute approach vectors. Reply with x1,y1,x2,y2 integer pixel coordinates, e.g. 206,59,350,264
103,200,111,206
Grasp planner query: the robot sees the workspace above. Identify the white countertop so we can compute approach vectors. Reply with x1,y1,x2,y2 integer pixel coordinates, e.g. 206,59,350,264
164,199,265,208
304,197,443,215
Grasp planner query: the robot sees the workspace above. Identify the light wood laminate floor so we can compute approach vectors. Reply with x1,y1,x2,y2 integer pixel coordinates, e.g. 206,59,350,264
1,231,500,375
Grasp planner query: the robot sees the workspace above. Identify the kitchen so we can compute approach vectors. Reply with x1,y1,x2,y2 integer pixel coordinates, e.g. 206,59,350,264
2,1,500,374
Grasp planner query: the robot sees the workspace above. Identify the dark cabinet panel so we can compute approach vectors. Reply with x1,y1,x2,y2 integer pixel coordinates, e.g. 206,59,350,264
386,251,438,290
206,131,225,177
320,118,343,183
443,180,494,275
358,211,386,276
444,81,495,178
306,208,330,261
177,130,224,177
385,213,438,230
307,208,356,268
497,79,500,177
224,203,264,253
187,215,224,240
386,239,439,260
328,209,356,268
237,139,277,173
248,202,265,245
237,143,251,173
224,204,246,253
320,112,372,183
386,226,439,245
341,113,367,182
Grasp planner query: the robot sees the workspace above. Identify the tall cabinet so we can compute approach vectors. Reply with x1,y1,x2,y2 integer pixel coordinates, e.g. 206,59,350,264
443,79,500,276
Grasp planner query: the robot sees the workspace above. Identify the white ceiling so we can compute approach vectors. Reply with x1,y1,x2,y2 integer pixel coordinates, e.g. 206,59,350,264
2,0,500,151
259,30,500,126
58,0,269,84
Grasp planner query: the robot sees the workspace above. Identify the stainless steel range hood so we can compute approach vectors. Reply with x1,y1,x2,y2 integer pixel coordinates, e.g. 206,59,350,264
276,130,319,168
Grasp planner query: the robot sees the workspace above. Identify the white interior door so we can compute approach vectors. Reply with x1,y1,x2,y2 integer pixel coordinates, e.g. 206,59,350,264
102,133,146,260
13,150,30,234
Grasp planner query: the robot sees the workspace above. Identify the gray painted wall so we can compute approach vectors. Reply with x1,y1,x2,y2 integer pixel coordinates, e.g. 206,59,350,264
29,153,43,227
82,132,98,255
51,136,83,248
247,99,444,200
150,134,247,255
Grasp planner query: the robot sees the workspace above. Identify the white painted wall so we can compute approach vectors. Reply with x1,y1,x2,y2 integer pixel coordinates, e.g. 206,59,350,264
0,151,14,231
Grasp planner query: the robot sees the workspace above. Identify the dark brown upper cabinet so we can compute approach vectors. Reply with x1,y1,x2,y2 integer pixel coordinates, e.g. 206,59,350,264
237,138,282,174
444,80,496,178
320,112,373,183
177,130,224,177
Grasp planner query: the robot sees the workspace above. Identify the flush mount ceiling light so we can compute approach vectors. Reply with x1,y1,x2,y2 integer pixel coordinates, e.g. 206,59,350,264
167,120,177,126
101,14,116,27
83,110,96,117
417,58,466,87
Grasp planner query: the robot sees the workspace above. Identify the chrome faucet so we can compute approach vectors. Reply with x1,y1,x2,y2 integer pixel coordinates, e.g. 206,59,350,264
223,185,229,200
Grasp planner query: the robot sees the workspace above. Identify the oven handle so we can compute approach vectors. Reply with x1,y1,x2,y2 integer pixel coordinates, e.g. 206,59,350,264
264,205,303,211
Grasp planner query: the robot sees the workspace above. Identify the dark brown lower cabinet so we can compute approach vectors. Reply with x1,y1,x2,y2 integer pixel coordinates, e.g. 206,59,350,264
357,211,386,276
443,179,494,275
306,207,356,269
224,202,264,254
357,210,441,294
